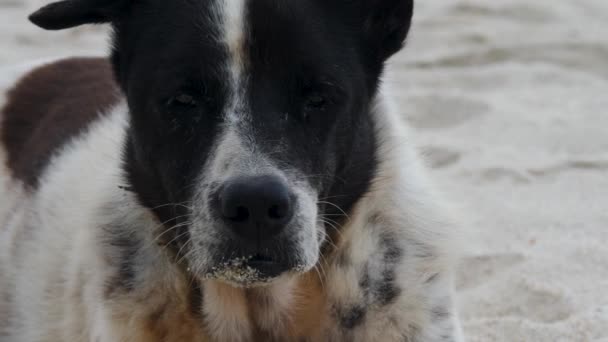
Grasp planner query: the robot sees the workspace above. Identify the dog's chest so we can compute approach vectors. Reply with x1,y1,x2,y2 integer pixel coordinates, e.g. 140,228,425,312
107,275,328,342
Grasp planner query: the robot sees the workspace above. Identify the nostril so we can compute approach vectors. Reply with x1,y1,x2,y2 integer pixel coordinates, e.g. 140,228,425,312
231,206,249,222
268,204,284,220
219,193,250,222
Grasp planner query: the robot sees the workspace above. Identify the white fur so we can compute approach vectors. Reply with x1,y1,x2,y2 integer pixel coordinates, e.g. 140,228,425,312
0,92,129,341
221,0,247,77
203,282,253,342
215,0,248,123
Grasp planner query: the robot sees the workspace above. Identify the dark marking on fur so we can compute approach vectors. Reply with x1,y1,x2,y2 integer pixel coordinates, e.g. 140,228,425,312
335,246,352,268
359,268,371,295
356,231,404,307
103,231,140,297
373,232,404,305
374,269,402,306
147,301,170,328
368,213,382,225
337,304,367,330
431,306,451,322
118,185,135,192
0,57,120,189
425,272,440,284
411,240,436,259
439,335,455,342
0,290,12,337
380,232,403,264
187,277,204,318
400,324,421,342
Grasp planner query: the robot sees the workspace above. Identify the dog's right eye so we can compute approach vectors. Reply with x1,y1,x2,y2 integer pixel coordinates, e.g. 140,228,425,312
305,93,327,111
167,94,198,108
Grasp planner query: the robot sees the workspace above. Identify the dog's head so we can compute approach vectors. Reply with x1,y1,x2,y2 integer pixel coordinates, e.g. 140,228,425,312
31,0,413,287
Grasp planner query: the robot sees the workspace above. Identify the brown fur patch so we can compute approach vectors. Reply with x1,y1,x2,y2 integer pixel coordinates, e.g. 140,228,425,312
289,271,326,340
108,272,211,342
104,266,329,341
0,57,120,189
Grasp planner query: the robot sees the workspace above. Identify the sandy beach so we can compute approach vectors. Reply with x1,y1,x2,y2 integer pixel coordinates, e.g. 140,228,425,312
2,0,607,341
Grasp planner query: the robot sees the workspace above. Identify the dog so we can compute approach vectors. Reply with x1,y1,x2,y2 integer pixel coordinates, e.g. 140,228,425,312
0,0,464,341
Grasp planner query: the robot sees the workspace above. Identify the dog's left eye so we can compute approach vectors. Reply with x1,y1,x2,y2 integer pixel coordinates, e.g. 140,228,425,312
305,93,327,111
167,94,197,108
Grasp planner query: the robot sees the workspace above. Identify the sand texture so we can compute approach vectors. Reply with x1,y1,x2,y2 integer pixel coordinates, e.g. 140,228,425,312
1,0,607,341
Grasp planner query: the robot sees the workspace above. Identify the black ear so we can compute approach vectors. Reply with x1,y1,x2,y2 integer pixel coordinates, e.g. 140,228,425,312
29,0,128,30
357,0,414,62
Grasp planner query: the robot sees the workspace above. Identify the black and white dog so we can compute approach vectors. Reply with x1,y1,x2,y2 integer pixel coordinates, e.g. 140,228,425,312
0,0,463,341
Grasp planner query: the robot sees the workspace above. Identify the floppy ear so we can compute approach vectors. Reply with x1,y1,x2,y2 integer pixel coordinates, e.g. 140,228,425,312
29,0,128,30
356,0,414,62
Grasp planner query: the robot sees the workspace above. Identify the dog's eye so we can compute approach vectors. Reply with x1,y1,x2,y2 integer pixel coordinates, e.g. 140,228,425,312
168,94,197,108
305,93,327,110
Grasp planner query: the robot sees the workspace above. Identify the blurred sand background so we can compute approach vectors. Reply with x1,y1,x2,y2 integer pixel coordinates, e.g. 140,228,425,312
2,0,607,341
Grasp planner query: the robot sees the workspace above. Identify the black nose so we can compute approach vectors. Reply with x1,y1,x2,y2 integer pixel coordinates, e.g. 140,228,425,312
218,175,294,241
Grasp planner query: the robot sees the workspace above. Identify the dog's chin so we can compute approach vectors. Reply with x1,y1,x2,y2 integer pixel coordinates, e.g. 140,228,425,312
201,255,312,288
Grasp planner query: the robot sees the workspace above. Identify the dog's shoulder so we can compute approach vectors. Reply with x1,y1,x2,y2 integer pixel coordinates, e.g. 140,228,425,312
0,57,120,189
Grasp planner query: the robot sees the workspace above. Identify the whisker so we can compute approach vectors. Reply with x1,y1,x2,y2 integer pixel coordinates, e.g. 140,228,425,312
149,201,194,211
313,265,326,291
318,195,350,201
142,224,192,254
174,237,194,264
176,240,195,266
319,216,342,226
316,253,331,291
317,200,350,220
319,218,345,242
160,229,191,252
318,228,340,251
150,215,192,241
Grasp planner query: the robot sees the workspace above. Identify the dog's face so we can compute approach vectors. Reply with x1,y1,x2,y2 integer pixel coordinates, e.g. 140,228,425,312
31,0,413,287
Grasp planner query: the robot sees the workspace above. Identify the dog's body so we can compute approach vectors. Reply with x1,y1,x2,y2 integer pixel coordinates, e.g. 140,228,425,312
0,1,463,341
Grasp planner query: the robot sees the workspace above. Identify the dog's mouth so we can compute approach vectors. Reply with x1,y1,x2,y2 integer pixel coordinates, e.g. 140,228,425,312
245,253,286,277
203,253,301,287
